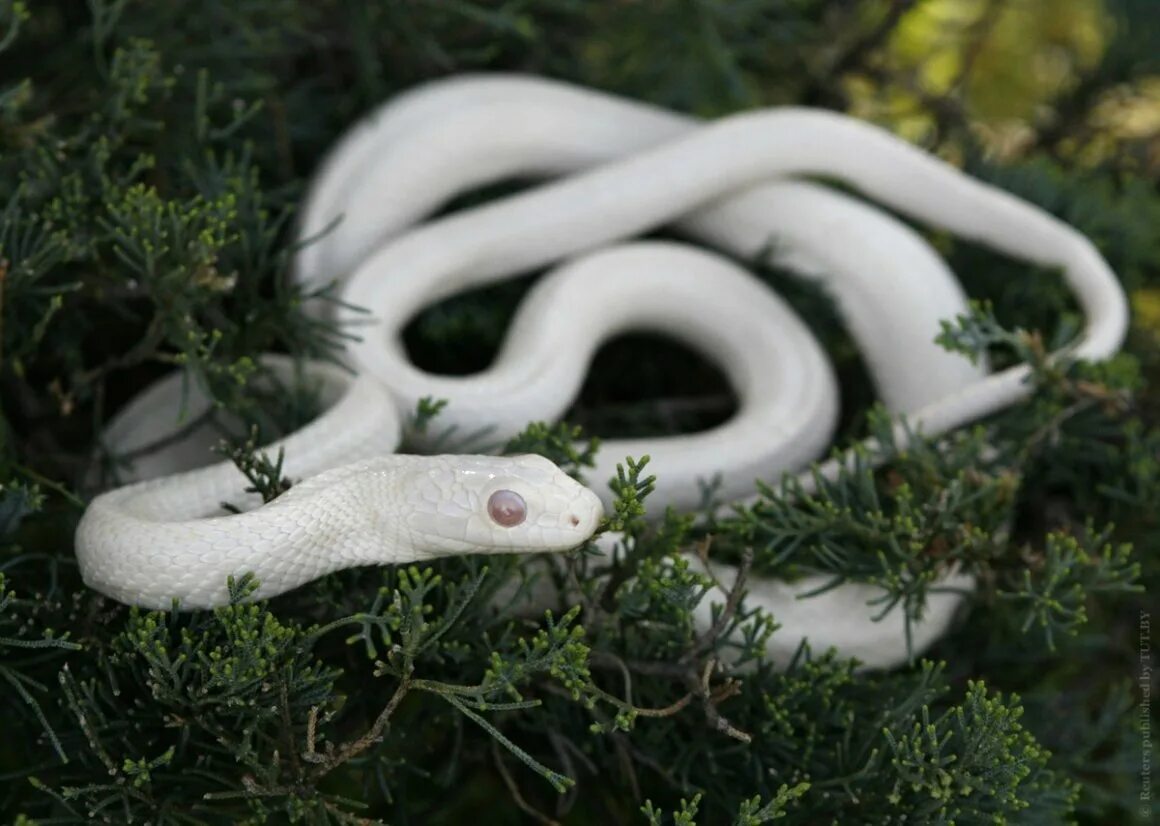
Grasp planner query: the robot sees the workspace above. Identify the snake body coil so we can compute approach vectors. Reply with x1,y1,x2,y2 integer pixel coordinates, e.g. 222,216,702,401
76,74,1128,668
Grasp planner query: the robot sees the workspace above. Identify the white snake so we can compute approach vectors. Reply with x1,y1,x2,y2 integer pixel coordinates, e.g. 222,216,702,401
75,74,1128,669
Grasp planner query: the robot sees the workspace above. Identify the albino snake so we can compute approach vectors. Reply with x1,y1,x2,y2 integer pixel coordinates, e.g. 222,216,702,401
76,74,1127,670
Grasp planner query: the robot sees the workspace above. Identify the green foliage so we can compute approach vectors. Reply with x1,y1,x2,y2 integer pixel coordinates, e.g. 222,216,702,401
504,420,600,481
216,426,293,511
1,1,1157,824
881,681,1070,821
999,527,1140,649
605,456,657,533
0,569,81,765
410,396,449,436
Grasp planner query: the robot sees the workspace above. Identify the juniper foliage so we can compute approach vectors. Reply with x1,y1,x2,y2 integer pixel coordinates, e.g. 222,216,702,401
1,1,1157,823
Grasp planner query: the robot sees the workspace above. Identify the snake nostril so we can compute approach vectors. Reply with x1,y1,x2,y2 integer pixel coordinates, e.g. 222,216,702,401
569,514,580,527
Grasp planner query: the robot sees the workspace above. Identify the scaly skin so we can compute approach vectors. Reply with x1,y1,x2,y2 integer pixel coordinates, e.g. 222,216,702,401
76,75,1127,669
78,449,603,610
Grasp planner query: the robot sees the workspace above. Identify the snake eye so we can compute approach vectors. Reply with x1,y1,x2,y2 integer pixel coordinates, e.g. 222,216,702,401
487,490,527,527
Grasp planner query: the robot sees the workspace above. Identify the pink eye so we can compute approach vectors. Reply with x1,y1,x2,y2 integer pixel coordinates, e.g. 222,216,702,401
487,490,527,527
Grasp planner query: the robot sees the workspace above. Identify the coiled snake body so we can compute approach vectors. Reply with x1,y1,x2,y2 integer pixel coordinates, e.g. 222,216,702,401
76,75,1127,669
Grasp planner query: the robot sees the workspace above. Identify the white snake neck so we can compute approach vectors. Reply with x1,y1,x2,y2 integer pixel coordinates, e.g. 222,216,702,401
78,452,602,611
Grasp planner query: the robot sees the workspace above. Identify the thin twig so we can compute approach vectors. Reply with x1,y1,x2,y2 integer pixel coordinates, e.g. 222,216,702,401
279,678,301,779
491,739,562,826
304,706,320,762
682,546,753,664
692,658,750,743
950,0,1005,94
309,677,410,777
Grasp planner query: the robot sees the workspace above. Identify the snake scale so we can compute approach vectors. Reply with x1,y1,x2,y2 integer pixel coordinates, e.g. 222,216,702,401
75,74,1128,669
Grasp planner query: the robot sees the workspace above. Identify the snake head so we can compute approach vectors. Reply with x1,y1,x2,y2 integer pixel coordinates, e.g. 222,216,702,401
401,454,603,558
